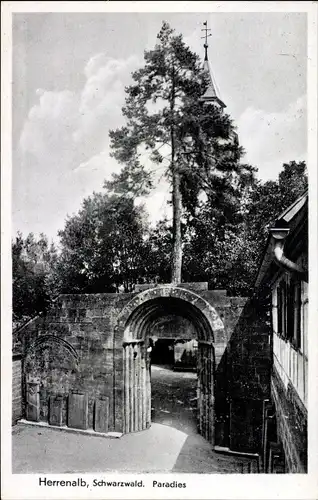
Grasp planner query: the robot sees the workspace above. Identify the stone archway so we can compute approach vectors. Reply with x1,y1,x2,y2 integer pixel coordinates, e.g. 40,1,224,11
115,285,227,444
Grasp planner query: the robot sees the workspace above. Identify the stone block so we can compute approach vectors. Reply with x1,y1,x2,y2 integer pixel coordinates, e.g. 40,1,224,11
202,291,231,306
230,297,249,306
26,382,40,422
49,394,64,426
113,350,124,371
94,397,109,433
178,282,208,291
102,338,114,350
114,402,124,433
68,392,88,430
88,339,104,353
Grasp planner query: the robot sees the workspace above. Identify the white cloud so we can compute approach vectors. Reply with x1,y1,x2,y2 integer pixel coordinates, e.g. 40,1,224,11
71,150,120,197
14,53,142,240
237,95,307,180
20,54,141,168
74,55,139,151
14,46,307,241
20,90,79,165
84,53,109,79
136,185,172,226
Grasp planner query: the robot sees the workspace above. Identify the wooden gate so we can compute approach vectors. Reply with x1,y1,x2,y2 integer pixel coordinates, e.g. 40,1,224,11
197,340,214,443
123,340,151,433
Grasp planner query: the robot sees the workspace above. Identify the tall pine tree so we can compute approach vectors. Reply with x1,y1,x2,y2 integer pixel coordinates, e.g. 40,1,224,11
108,21,254,283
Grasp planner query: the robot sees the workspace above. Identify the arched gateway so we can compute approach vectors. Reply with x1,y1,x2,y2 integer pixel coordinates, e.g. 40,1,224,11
114,285,227,444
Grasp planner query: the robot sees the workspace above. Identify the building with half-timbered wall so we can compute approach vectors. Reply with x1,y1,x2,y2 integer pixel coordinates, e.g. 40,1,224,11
255,191,308,473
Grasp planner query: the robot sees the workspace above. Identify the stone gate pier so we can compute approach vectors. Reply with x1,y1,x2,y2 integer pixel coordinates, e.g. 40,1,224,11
16,282,271,453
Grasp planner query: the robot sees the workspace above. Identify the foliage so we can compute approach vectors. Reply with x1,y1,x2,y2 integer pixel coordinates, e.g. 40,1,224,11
12,160,308,327
245,160,308,252
56,192,151,293
145,219,174,284
12,232,58,324
181,160,308,295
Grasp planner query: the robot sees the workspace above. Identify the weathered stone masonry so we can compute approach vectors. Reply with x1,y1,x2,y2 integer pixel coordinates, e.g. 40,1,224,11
17,283,271,453
271,367,307,472
12,354,23,424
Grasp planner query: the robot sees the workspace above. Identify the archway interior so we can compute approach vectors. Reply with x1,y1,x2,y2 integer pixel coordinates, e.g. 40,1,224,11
124,297,214,344
123,297,215,438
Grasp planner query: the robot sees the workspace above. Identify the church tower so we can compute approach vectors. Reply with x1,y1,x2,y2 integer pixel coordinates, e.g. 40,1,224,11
200,21,239,145
200,21,226,110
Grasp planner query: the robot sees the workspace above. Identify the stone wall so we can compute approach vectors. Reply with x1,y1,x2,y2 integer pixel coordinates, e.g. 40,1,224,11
150,316,195,340
19,293,125,432
271,367,307,472
209,294,272,452
16,286,271,452
12,354,22,424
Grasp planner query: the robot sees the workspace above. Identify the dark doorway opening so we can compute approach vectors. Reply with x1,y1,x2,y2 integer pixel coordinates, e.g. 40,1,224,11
151,339,174,367
151,338,198,371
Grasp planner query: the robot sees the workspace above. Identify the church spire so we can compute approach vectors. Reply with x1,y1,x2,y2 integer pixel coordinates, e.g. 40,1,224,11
200,21,226,109
202,20,210,61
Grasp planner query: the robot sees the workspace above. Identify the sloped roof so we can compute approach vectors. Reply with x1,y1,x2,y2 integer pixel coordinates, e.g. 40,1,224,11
275,190,308,225
254,190,308,289
201,59,226,109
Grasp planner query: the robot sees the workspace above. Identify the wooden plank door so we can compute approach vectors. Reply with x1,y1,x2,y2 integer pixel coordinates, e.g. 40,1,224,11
197,341,214,443
123,340,150,433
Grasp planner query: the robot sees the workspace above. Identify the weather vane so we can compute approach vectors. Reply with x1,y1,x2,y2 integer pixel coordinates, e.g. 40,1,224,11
201,20,211,61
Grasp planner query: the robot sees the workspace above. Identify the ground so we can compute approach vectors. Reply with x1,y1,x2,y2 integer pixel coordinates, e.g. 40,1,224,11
151,364,198,435
12,365,259,474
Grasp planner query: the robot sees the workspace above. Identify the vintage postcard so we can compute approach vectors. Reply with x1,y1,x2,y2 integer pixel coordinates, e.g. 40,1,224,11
1,1,317,499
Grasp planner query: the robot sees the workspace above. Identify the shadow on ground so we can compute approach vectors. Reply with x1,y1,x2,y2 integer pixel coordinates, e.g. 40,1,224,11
151,365,258,473
12,365,259,473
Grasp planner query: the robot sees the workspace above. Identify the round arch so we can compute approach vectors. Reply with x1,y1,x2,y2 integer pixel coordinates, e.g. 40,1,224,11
24,335,79,389
25,335,79,363
115,285,226,357
116,285,226,443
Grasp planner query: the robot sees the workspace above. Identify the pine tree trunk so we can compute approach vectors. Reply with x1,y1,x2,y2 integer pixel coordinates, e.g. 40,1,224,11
170,68,182,285
171,166,182,284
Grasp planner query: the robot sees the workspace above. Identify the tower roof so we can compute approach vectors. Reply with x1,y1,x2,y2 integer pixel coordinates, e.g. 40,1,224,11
201,58,226,109
200,21,226,109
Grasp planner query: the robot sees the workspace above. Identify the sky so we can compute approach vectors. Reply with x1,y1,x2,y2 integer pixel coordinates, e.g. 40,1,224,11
12,11,307,242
